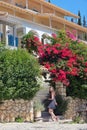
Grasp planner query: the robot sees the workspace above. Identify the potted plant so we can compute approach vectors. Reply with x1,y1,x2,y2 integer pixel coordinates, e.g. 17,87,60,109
34,100,44,119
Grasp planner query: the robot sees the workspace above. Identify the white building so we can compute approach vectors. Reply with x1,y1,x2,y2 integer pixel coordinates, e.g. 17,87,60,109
0,0,87,48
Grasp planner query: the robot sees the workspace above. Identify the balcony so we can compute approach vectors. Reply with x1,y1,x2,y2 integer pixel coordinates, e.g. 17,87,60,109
0,0,79,19
0,0,26,8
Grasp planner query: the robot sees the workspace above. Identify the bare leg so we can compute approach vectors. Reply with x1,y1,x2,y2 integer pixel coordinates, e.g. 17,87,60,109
48,108,57,121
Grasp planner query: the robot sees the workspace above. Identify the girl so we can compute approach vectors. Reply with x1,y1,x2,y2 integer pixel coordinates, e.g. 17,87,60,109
48,86,58,121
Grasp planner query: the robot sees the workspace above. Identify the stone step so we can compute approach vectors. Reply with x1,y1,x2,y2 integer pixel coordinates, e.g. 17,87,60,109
34,81,50,111
42,111,64,119
35,93,49,97
42,111,50,117
35,112,66,123
35,114,72,123
36,91,49,95
58,119,73,124
34,86,49,102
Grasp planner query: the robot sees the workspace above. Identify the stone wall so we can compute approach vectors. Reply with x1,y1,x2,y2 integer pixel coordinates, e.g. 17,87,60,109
56,82,66,97
56,82,87,122
64,97,87,121
0,99,33,122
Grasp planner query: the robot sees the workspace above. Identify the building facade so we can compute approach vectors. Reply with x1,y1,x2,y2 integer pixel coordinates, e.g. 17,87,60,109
0,0,87,48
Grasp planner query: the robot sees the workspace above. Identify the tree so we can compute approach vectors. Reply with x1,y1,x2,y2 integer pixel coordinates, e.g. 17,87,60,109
48,0,51,3
83,16,86,27
71,18,74,22
78,10,82,25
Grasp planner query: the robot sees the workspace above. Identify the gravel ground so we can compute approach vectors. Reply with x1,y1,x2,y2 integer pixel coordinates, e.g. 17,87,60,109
0,122,87,130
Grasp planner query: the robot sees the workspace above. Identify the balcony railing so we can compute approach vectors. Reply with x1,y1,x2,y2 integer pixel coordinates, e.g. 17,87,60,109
0,0,27,9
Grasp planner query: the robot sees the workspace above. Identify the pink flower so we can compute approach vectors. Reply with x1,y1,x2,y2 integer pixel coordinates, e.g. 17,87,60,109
67,57,77,67
70,68,79,76
84,68,87,73
66,31,77,41
85,62,87,67
61,48,72,58
54,43,61,48
50,69,57,73
52,47,59,54
58,70,66,80
34,36,39,42
63,79,70,86
52,33,57,39
44,63,50,69
46,47,51,55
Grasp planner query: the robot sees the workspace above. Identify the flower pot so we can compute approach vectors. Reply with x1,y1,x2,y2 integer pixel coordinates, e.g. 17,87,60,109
34,111,41,118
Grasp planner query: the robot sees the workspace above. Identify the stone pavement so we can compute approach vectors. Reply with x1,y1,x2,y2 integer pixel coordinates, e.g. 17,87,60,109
0,122,87,130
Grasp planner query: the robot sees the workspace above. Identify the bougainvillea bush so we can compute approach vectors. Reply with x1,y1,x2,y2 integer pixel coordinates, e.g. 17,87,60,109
38,30,87,99
21,31,42,53
22,30,87,99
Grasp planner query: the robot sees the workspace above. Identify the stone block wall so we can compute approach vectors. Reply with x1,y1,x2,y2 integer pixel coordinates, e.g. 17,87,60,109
64,97,87,121
56,82,66,97
56,82,87,122
0,99,33,122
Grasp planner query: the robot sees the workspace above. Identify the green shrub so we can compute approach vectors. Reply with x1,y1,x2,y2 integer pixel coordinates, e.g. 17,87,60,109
66,76,87,99
0,47,41,100
55,94,68,115
73,115,84,124
34,100,44,111
15,116,24,122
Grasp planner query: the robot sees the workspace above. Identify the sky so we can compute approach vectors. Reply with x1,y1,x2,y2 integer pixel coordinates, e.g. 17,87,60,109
51,0,87,20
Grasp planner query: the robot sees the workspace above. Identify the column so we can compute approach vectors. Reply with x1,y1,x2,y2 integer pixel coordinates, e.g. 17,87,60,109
49,16,52,28
13,26,16,47
56,82,66,98
41,4,43,13
2,24,6,45
6,25,9,46
82,32,84,40
53,9,55,15
76,29,78,39
26,0,28,9
64,23,66,30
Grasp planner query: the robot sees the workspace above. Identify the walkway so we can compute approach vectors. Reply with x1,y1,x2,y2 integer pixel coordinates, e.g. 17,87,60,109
0,122,87,130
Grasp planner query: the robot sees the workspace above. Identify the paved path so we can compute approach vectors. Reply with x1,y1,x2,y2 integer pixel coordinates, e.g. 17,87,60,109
0,122,87,130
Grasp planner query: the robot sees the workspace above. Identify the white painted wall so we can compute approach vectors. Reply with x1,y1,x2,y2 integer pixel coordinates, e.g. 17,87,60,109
25,22,55,39
1,15,57,47
9,15,57,39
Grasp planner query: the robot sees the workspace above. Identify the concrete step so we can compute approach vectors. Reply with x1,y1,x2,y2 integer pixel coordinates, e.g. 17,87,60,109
42,111,50,117
34,85,49,102
36,115,72,123
58,119,73,124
